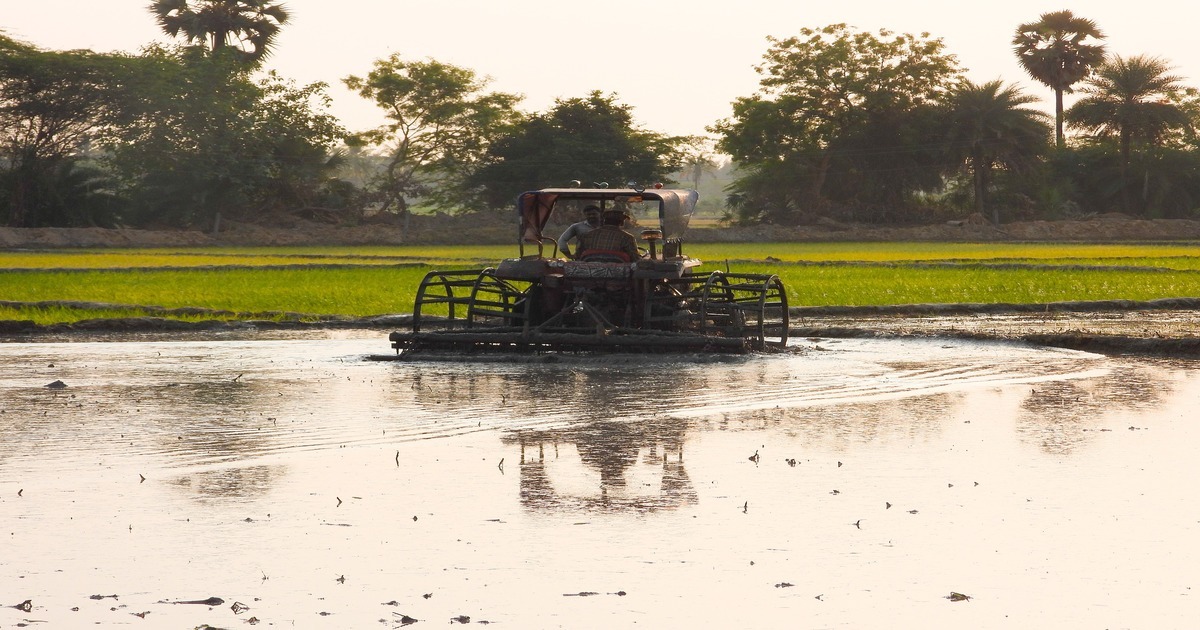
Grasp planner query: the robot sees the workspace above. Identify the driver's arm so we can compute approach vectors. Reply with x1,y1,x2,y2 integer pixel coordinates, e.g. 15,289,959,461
556,225,577,258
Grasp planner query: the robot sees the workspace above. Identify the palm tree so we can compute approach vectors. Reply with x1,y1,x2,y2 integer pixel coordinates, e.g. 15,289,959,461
1066,55,1192,213
149,0,290,65
1013,10,1106,148
944,80,1052,223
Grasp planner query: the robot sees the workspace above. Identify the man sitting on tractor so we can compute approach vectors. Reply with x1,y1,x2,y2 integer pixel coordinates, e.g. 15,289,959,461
557,205,602,259
576,208,640,262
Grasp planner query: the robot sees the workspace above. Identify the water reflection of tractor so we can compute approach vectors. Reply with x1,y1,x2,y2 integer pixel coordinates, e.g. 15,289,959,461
390,186,789,354
501,420,697,513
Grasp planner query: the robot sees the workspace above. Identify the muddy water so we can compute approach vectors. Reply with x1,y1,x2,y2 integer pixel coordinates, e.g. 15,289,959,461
1,333,1198,628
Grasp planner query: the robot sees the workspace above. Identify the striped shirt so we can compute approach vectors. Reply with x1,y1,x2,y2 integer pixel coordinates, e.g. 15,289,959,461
578,226,639,260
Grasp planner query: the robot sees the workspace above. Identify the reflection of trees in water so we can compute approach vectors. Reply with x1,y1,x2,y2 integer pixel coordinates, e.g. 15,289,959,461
502,417,696,513
1017,365,1177,454
167,464,285,504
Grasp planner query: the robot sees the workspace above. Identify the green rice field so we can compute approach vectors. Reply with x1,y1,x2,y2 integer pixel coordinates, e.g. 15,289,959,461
3,242,1199,325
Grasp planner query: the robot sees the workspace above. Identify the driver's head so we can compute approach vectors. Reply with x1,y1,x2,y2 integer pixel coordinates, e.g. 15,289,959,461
601,208,627,226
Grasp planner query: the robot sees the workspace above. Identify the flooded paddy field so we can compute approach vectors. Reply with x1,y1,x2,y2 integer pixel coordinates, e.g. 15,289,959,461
1,331,1198,628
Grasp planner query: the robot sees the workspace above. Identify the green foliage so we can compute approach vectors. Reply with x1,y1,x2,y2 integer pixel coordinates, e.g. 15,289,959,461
150,0,291,65
1050,144,1200,218
0,266,434,317
5,242,1200,325
0,158,125,228
103,47,348,228
466,91,686,209
1067,55,1194,215
712,24,963,222
755,263,1200,307
1012,10,1107,147
943,80,1052,222
0,36,137,226
343,55,522,215
251,72,353,216
103,48,258,227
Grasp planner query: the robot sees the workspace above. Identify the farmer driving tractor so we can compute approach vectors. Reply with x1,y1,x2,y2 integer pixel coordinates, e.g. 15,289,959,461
575,208,640,262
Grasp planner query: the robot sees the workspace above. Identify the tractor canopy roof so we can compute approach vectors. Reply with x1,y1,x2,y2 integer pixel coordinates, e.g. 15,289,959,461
517,188,698,245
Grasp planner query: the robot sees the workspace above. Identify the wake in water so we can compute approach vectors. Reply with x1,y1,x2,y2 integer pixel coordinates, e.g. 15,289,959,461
0,336,1105,470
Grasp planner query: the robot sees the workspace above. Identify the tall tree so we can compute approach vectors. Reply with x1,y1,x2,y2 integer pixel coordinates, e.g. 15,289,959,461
344,55,522,215
149,0,291,65
105,45,346,228
712,24,961,221
944,80,1052,223
677,136,720,189
1066,54,1192,213
466,91,684,209
0,36,132,226
1013,10,1106,148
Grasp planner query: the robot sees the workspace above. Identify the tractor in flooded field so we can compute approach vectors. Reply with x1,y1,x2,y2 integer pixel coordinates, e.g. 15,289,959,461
389,186,788,354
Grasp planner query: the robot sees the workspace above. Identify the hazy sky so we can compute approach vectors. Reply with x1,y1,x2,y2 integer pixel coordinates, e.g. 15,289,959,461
4,1,1197,138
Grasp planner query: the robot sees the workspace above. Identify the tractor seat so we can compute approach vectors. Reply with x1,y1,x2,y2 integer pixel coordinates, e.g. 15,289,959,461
578,249,631,263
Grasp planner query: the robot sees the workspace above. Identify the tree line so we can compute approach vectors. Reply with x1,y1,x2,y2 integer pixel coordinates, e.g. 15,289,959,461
2,3,1197,230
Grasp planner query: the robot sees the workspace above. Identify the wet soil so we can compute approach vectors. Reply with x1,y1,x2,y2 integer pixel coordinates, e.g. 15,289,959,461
2,334,1198,628
4,301,1200,359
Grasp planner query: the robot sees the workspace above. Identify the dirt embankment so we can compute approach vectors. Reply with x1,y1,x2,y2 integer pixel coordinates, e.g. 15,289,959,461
5,213,1200,248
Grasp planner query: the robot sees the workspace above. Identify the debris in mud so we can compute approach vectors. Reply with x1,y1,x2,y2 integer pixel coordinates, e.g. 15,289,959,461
748,450,760,463
451,615,471,623
785,458,798,467
11,600,32,612
945,592,973,602
231,601,250,614
160,596,224,606
88,594,118,600
775,582,795,588
564,592,599,597
393,612,418,625
44,380,67,389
